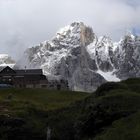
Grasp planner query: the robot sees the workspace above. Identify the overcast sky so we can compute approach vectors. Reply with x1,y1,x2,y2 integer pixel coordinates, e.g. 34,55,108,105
0,0,140,59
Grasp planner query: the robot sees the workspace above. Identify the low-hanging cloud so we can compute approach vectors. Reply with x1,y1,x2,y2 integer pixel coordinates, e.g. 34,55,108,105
0,0,140,59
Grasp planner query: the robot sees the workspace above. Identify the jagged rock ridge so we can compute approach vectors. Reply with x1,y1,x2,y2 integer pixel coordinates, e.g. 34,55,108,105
16,22,140,92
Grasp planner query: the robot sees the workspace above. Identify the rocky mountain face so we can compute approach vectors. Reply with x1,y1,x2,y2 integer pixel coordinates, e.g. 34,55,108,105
0,54,15,68
114,34,140,79
16,22,140,92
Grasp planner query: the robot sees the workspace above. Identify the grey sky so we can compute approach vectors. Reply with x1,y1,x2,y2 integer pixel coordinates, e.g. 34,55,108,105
0,0,140,59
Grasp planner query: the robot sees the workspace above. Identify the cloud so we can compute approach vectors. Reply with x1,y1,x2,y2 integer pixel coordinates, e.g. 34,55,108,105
0,0,140,59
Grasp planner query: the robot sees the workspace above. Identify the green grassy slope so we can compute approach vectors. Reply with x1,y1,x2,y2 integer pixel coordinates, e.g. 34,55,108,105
0,78,140,140
94,111,140,140
0,88,88,111
45,78,140,140
91,78,140,140
0,89,88,140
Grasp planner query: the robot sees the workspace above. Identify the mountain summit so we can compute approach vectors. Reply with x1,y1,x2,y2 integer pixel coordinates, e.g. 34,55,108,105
16,22,140,92
0,54,15,67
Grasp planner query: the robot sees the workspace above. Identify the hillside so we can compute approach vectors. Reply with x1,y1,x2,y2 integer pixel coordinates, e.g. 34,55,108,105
0,78,140,139
46,78,140,140
0,89,88,140
0,89,88,111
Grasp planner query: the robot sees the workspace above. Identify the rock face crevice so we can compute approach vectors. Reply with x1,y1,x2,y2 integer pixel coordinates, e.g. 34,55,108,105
15,22,140,92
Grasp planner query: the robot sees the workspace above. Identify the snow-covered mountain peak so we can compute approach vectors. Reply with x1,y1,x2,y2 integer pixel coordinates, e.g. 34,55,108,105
97,36,113,52
55,22,95,45
0,54,15,67
16,22,94,71
16,22,140,92
0,54,9,59
124,34,135,42
56,22,82,36
119,32,135,46
56,22,84,40
98,36,112,43
125,29,135,39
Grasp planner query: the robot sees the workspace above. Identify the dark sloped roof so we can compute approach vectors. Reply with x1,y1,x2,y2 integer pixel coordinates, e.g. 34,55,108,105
15,69,43,75
0,66,7,72
0,66,43,75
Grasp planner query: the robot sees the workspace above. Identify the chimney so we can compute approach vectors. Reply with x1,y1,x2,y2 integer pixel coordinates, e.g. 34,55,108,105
25,66,26,72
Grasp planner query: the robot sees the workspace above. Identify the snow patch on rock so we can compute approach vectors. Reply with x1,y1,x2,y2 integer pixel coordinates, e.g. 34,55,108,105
97,70,120,82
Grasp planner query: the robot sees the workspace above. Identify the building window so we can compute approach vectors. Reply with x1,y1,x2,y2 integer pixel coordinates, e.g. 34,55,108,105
9,79,12,81
41,85,47,88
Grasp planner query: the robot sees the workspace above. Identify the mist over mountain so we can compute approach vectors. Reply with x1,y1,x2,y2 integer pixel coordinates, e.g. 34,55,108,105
10,22,140,92
0,54,15,67
0,0,140,59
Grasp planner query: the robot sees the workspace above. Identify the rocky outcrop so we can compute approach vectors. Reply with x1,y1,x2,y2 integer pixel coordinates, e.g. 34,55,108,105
114,34,140,79
16,22,140,92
